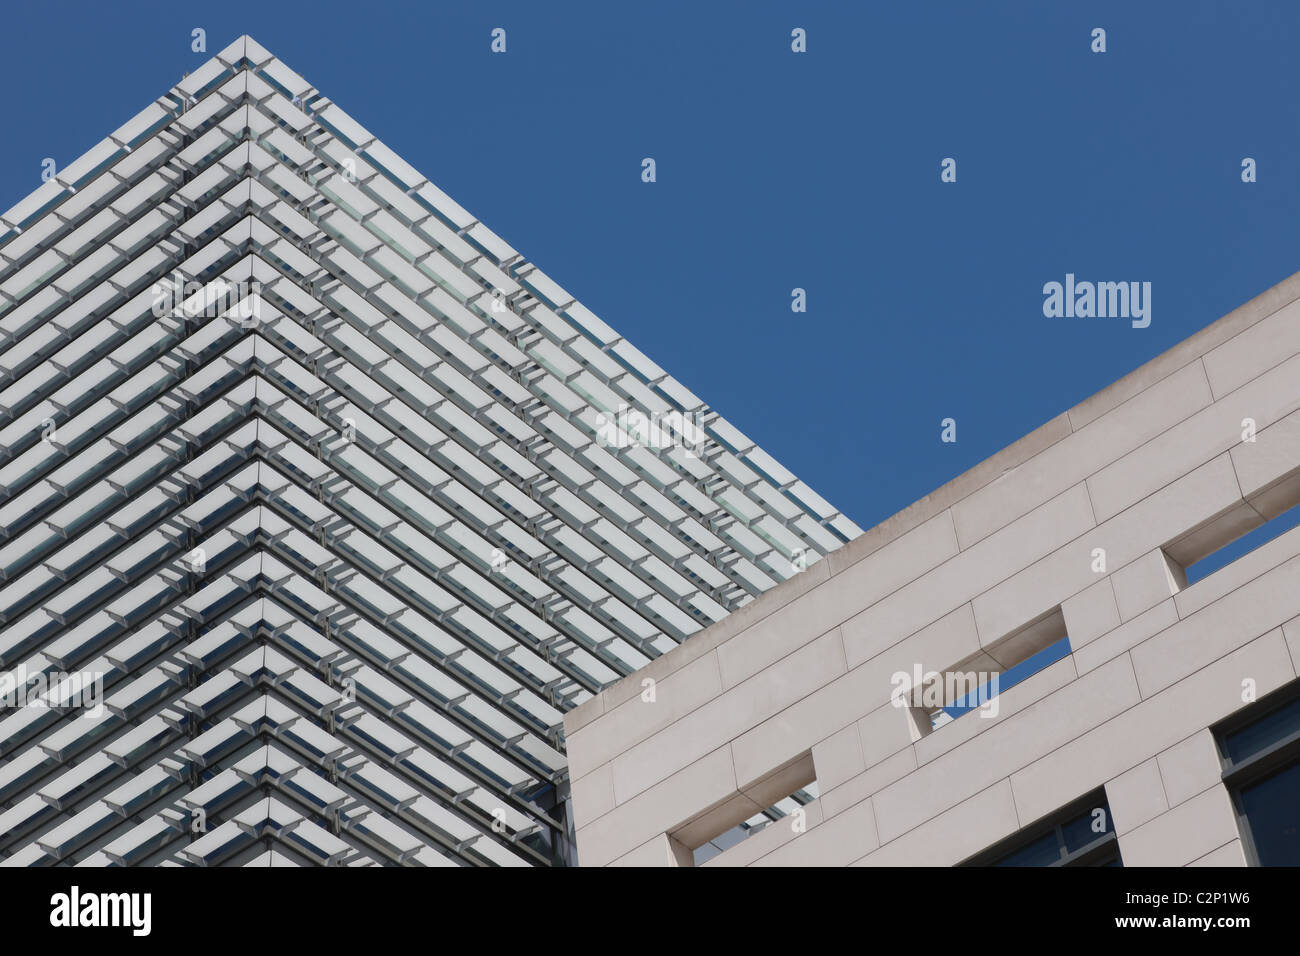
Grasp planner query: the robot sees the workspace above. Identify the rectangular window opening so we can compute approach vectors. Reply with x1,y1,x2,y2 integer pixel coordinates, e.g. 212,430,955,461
961,789,1121,867
1213,678,1300,866
690,781,820,866
671,751,816,866
922,609,1072,731
1180,500,1300,585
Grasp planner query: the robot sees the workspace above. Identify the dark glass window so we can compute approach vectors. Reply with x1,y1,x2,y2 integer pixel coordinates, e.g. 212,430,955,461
993,831,1061,867
1237,762,1300,865
1215,680,1300,866
1221,693,1300,765
963,790,1120,867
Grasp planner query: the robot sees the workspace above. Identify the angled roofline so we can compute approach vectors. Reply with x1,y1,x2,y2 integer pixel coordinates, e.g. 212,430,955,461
567,264,1300,731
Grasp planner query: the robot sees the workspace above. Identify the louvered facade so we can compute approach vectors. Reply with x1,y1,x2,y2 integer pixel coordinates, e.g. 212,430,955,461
0,36,859,867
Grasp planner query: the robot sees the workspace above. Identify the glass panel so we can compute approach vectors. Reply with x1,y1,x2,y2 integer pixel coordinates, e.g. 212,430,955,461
1062,804,1113,852
1240,758,1300,865
992,831,1061,867
1223,694,1300,765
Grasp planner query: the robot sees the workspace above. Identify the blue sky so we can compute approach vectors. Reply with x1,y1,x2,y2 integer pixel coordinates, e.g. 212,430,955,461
2,0,1297,537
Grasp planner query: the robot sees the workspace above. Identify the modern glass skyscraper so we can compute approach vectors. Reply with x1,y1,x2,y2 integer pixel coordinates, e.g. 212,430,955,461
0,36,859,866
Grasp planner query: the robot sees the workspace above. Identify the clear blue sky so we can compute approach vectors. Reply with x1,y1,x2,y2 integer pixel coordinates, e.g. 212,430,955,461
2,0,1297,536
